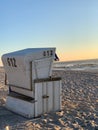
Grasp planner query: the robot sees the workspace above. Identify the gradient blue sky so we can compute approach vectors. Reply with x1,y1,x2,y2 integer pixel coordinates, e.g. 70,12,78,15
0,0,98,65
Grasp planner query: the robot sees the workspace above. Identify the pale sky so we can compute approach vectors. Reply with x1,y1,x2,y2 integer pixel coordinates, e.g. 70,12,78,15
0,0,98,65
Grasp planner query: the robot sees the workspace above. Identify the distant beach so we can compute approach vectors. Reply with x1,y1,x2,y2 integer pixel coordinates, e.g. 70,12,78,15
53,58,98,72
0,64,98,129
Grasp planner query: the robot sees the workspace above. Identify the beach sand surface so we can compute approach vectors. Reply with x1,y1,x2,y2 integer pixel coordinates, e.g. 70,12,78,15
0,67,98,130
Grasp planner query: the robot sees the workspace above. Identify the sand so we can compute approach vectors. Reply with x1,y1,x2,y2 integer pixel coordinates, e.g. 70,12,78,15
0,67,98,130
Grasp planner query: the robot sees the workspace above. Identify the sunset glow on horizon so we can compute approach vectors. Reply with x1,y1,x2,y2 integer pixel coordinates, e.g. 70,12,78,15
57,47,98,62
